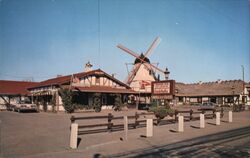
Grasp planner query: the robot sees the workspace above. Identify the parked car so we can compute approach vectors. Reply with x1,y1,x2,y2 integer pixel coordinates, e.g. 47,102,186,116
138,103,150,110
13,100,38,113
198,102,217,110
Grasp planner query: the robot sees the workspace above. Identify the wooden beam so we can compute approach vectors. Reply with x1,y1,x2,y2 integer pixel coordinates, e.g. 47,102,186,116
0,95,9,104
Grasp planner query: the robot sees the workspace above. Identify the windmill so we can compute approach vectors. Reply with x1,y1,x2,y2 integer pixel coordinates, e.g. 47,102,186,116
117,37,170,92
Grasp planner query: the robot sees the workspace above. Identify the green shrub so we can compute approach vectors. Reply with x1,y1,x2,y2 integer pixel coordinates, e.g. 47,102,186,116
58,88,76,113
149,106,174,120
93,93,101,112
113,94,123,111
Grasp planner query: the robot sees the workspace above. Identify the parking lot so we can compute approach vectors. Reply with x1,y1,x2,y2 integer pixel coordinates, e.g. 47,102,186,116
0,109,250,158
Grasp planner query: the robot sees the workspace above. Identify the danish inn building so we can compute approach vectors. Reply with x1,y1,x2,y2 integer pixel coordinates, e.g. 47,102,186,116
27,68,135,112
0,64,249,112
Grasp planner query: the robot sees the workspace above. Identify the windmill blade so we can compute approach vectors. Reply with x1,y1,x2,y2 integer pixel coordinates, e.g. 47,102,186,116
144,37,161,57
117,44,140,59
126,63,142,84
148,62,166,74
133,54,166,74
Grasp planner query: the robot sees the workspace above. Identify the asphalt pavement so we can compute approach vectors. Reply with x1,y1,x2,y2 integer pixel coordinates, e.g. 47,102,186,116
0,110,249,158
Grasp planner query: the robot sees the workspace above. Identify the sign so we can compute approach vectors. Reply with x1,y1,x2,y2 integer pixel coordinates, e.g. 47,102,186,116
152,80,175,99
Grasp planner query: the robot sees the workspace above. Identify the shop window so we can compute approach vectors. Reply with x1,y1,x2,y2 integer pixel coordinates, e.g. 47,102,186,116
225,97,234,103
210,97,216,103
179,97,183,102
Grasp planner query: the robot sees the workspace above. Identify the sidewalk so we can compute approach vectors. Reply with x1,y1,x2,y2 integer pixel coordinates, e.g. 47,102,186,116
24,111,250,158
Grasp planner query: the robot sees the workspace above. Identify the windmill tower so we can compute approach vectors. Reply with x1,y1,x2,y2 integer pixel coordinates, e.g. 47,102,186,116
117,37,170,93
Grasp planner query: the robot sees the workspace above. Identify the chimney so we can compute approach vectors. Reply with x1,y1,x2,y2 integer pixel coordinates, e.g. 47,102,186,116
84,61,93,72
111,73,116,78
217,79,222,83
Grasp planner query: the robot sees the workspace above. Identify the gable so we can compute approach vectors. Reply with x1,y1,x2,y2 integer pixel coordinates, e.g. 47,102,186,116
72,71,129,89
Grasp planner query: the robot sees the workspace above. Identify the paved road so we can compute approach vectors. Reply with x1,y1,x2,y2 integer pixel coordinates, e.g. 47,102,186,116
106,126,250,158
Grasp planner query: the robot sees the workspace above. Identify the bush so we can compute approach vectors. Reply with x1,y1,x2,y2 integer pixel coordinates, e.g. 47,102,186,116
149,106,174,120
93,93,101,112
113,94,123,111
59,88,76,113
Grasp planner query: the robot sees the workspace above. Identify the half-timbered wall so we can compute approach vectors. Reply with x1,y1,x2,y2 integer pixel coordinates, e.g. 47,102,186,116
78,75,125,88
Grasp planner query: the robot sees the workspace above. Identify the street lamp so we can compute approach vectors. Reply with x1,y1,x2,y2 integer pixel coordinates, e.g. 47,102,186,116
164,67,170,80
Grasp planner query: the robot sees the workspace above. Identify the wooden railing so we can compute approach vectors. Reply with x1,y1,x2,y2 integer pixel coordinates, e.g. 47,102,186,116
70,108,224,135
70,112,156,135
174,108,224,121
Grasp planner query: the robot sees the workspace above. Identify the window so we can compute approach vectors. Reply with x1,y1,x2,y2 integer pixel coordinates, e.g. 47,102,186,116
178,97,183,102
225,97,234,103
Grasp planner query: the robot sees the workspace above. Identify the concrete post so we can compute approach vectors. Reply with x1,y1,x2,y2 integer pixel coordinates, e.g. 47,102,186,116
178,115,184,132
146,119,153,137
216,112,220,125
70,123,78,149
200,114,205,128
229,111,233,123
124,116,128,140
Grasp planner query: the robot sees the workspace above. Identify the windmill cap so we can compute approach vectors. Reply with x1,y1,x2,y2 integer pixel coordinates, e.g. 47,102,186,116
134,54,150,64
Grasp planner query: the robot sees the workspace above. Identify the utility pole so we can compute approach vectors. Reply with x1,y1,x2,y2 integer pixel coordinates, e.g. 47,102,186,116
241,65,245,103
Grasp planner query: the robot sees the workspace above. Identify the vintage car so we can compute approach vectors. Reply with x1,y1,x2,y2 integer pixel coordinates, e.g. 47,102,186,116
13,100,38,113
198,102,218,111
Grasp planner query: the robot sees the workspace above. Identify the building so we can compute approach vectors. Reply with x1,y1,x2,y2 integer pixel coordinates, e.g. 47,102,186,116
0,80,38,105
28,69,135,112
175,80,250,106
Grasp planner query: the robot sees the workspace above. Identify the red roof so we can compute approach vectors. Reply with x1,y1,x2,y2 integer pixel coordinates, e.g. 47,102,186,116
0,80,38,95
72,86,135,94
28,69,130,89
176,80,246,97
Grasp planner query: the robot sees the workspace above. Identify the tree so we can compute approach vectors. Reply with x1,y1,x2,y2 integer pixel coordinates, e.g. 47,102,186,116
58,88,75,113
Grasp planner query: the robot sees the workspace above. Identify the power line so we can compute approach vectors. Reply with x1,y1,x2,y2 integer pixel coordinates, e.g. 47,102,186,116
97,0,101,68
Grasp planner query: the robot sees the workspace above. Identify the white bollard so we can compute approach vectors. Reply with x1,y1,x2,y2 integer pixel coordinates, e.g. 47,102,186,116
229,111,233,123
70,123,78,149
146,119,153,137
200,114,205,128
216,112,220,125
124,116,128,140
178,115,184,132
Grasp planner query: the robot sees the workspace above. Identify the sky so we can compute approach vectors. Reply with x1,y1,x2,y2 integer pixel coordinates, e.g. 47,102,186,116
0,0,249,83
